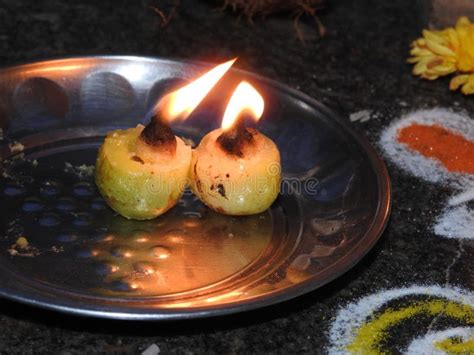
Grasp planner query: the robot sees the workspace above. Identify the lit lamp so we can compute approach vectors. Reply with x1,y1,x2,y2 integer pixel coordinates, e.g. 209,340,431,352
191,81,281,215
95,60,235,220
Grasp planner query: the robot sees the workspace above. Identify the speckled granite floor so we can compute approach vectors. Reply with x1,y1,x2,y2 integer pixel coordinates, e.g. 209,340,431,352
0,0,472,353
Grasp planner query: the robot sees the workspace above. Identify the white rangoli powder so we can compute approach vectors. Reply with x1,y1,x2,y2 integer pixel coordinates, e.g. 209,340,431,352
327,285,474,354
405,327,474,355
379,108,474,188
379,108,474,239
434,205,474,240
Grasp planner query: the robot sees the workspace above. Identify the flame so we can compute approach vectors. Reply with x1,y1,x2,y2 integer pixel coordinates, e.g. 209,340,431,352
221,81,264,131
25,64,83,74
159,58,236,121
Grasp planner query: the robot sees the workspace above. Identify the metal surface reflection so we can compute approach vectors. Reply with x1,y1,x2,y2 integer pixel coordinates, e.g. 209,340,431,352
94,205,272,297
0,56,390,320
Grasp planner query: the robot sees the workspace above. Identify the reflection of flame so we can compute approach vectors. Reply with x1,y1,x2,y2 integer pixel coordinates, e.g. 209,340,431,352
26,64,83,74
205,291,242,303
92,208,272,299
221,81,264,131
159,59,236,121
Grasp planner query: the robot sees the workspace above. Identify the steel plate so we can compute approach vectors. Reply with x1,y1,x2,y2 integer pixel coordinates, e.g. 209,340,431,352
0,56,390,320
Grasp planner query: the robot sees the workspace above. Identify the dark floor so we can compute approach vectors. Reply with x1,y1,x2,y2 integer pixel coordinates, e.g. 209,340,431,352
0,0,472,353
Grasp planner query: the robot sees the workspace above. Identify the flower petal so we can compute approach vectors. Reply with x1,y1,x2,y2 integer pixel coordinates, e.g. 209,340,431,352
423,30,447,45
416,38,426,47
461,74,474,94
407,57,421,64
450,74,469,90
410,47,436,57
413,58,430,75
445,28,459,49
456,16,471,29
427,63,456,76
425,38,457,57
421,72,440,80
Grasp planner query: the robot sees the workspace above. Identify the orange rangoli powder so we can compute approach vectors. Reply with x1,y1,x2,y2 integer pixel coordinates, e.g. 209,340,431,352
397,123,474,174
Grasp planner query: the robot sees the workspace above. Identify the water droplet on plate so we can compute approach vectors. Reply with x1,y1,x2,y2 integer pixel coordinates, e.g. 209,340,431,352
40,180,61,196
56,232,78,243
96,262,119,275
4,184,26,197
133,261,155,276
134,234,150,243
77,248,97,258
39,213,60,227
183,211,202,219
109,280,133,292
163,229,186,243
55,197,76,212
72,212,92,226
73,182,94,197
111,246,133,258
22,197,44,212
90,198,106,210
150,245,171,259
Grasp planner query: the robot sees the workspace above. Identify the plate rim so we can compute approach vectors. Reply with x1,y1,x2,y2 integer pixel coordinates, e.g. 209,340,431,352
0,55,391,320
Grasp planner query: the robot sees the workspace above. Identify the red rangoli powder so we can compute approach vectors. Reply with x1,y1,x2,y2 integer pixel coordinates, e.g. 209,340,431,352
397,123,474,174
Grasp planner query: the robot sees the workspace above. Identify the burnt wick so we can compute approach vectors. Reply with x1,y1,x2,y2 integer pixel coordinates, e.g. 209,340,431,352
216,118,256,157
139,113,177,155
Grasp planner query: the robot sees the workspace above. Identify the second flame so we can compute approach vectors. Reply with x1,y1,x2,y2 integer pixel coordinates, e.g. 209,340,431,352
221,81,264,131
159,59,236,122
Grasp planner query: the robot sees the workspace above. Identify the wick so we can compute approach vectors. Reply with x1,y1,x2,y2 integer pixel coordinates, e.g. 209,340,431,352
139,111,177,155
216,115,256,157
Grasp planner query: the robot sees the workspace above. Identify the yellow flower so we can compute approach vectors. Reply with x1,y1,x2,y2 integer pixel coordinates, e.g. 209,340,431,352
449,17,474,94
408,28,458,80
455,17,474,72
409,16,474,94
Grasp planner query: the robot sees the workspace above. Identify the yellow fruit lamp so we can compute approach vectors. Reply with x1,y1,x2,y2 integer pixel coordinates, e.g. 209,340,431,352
191,81,281,215
95,59,236,220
